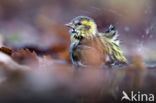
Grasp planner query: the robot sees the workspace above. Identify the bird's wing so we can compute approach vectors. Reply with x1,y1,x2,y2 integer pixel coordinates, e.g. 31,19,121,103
99,33,127,65
100,25,120,46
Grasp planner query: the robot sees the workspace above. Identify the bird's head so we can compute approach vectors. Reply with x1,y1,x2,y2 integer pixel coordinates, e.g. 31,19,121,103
65,16,97,37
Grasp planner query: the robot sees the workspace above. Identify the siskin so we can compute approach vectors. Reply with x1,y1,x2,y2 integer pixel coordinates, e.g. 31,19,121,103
66,16,127,67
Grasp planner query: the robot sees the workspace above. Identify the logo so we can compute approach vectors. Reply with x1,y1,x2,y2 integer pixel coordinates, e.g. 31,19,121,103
121,91,154,102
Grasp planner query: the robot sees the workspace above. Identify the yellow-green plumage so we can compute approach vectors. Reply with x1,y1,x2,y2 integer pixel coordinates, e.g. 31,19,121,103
100,36,127,64
66,16,127,67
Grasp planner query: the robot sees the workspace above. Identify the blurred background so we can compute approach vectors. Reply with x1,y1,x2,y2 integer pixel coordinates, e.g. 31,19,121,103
0,0,156,63
0,0,156,103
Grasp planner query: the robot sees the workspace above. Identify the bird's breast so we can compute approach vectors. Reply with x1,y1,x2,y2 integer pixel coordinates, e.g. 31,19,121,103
70,39,106,66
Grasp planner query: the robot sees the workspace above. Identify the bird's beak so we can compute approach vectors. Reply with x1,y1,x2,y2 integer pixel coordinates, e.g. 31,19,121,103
65,22,74,28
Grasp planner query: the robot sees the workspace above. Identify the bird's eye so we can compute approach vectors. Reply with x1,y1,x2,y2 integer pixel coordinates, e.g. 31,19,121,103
76,22,82,26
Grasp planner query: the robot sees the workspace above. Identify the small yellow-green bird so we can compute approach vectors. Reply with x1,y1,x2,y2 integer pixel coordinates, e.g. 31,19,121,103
66,16,127,67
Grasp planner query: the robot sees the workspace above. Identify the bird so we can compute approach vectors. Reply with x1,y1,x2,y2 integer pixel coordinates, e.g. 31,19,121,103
65,16,127,67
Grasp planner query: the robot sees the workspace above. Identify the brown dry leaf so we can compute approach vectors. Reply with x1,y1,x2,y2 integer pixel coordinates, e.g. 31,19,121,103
11,49,39,67
0,52,29,71
50,43,67,53
57,48,70,62
0,47,15,56
49,42,70,62
43,55,53,62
